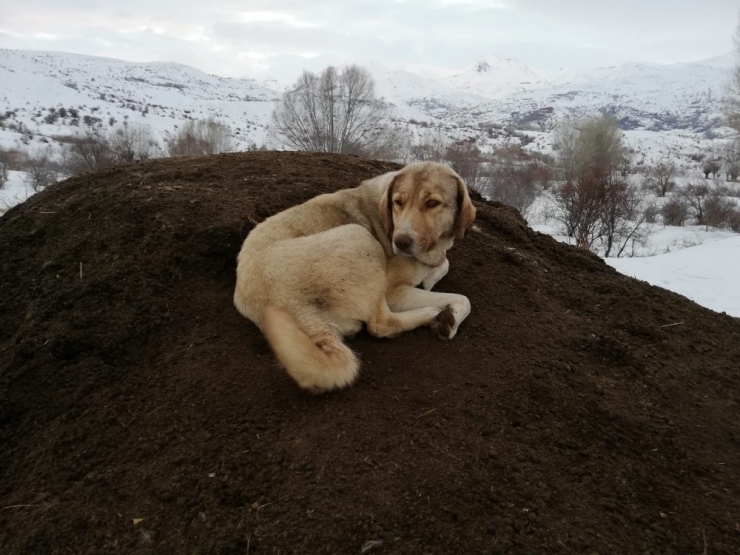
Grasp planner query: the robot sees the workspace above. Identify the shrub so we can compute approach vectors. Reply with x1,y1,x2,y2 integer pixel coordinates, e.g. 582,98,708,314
480,162,541,217
61,126,116,176
642,158,677,197
23,149,61,191
166,118,232,157
660,198,689,226
109,124,159,163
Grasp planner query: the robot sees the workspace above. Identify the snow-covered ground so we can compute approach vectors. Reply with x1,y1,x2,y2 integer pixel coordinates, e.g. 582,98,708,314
0,171,35,213
607,236,740,317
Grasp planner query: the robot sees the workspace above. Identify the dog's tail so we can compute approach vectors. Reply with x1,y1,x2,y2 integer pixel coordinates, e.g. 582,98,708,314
261,306,359,394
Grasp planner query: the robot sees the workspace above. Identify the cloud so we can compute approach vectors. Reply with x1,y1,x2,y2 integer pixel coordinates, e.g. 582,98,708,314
0,0,737,80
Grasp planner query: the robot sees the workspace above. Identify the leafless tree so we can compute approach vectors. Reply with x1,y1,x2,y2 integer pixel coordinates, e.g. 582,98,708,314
660,198,689,226
444,141,485,190
166,118,232,157
723,14,740,133
24,148,61,191
722,139,740,181
61,126,116,176
110,123,159,163
552,119,581,182
0,149,8,189
480,162,541,217
409,130,448,162
552,171,610,251
271,65,388,155
550,116,648,256
642,157,678,197
553,116,626,182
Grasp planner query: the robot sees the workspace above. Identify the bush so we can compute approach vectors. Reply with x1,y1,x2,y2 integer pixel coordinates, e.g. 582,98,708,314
444,142,484,190
0,157,7,189
642,158,677,197
166,118,232,157
480,163,540,217
643,201,660,224
704,195,740,230
61,126,116,176
660,198,689,226
23,149,61,191
110,124,159,163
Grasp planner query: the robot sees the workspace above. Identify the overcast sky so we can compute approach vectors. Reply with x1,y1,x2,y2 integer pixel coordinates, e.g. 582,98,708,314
1,1,738,81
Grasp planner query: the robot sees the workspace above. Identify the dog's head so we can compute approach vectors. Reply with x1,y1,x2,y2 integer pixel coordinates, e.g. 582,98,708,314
378,162,476,258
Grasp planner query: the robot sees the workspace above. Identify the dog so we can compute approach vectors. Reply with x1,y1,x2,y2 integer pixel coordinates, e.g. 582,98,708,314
233,161,476,393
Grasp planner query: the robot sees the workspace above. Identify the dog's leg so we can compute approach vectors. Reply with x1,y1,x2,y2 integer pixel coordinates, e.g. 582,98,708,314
388,286,471,340
366,298,441,339
421,257,449,291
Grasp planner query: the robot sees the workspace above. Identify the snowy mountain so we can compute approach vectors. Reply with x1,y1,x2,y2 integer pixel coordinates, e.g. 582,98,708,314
0,48,735,161
367,54,733,133
0,49,279,152
449,54,542,94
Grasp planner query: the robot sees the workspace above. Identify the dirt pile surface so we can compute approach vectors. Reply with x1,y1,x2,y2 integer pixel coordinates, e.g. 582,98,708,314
1,151,739,555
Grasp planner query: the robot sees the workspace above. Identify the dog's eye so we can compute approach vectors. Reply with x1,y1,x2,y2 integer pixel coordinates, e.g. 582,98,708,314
394,199,404,207
425,199,441,208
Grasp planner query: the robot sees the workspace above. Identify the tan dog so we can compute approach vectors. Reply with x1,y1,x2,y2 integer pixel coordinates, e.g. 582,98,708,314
233,161,476,393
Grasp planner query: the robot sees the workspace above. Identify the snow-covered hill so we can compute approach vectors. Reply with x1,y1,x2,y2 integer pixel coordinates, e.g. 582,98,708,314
0,48,735,161
0,49,279,152
367,53,733,133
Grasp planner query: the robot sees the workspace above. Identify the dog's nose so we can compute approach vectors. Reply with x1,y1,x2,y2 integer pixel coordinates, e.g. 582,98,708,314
393,234,414,252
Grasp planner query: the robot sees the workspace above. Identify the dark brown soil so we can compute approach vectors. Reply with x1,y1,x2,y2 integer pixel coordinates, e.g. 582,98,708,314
1,151,739,555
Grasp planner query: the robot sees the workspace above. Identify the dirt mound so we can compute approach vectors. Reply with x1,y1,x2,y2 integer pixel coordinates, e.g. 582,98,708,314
1,152,739,555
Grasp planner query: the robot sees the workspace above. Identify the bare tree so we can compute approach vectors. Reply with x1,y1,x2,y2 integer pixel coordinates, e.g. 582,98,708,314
0,148,8,189
723,14,740,133
444,141,485,190
271,65,387,154
110,123,159,163
722,139,740,181
576,115,626,177
167,118,232,157
481,162,540,218
553,116,625,182
409,130,448,162
24,148,61,191
552,171,610,250
661,198,689,226
642,157,678,197
552,119,581,183
61,126,115,176
551,115,648,256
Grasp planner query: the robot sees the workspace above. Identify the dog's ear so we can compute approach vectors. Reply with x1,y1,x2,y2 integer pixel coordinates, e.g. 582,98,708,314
454,177,476,240
377,171,400,239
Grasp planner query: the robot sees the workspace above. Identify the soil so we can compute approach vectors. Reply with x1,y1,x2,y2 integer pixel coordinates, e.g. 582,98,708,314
1,151,739,555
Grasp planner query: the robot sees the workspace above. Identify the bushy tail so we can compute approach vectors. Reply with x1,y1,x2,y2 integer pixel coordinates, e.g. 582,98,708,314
261,306,359,394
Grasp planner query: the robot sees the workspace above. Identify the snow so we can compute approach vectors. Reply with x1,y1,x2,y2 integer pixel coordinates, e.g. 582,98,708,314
0,171,34,214
607,236,740,318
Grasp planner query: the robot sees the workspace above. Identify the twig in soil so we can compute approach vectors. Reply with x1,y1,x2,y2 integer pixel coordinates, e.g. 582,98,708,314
416,408,437,418
2,504,36,510
659,321,684,328
79,262,83,280
702,527,708,555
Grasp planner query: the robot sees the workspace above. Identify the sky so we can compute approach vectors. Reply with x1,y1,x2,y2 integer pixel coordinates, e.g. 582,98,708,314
0,0,738,82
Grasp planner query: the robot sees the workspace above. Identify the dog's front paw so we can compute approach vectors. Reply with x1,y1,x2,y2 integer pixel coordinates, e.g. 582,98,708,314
431,307,456,340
